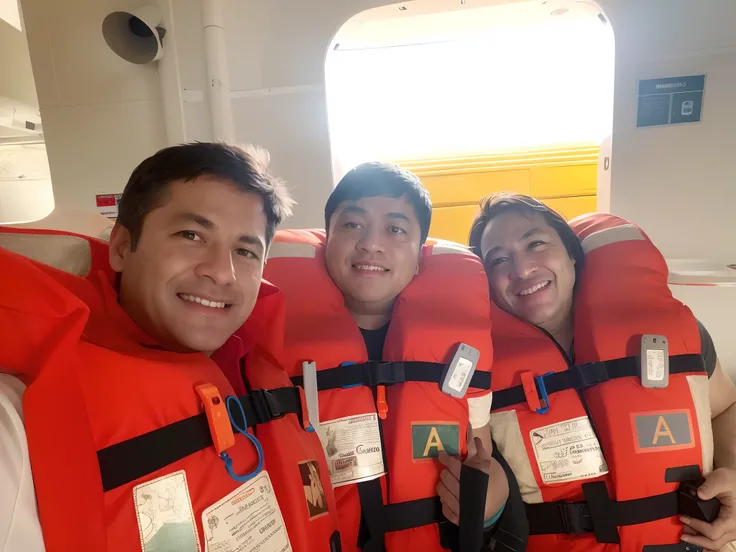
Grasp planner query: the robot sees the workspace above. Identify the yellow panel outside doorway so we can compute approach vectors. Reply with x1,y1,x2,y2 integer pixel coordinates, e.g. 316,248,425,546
394,144,600,245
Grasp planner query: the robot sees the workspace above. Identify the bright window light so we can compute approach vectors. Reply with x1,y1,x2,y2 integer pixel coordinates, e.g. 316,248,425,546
326,14,615,177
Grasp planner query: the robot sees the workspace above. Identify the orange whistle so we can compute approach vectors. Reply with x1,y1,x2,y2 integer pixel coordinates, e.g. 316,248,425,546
196,383,235,454
376,385,388,419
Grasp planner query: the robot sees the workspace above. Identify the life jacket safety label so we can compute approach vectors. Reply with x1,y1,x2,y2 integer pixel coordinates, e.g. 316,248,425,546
298,459,329,520
133,470,201,552
202,470,292,552
411,423,460,460
530,417,609,485
317,413,386,487
632,410,695,452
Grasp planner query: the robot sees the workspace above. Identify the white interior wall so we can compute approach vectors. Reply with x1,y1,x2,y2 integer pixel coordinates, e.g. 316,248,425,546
18,0,166,232
0,18,36,105
17,0,736,373
601,0,736,375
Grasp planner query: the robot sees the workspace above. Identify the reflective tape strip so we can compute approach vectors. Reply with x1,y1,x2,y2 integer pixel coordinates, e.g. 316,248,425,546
0,233,92,276
581,223,646,254
468,391,493,429
267,242,316,259
431,240,471,256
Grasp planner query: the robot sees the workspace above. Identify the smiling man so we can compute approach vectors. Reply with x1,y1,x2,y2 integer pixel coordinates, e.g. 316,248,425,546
470,192,736,552
264,163,522,552
0,143,342,552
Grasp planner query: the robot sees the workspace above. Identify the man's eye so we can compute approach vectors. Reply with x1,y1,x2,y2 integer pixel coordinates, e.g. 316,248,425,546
236,248,257,259
178,231,201,241
388,226,406,235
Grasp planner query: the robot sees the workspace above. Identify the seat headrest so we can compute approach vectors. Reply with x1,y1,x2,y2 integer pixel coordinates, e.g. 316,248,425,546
0,232,93,276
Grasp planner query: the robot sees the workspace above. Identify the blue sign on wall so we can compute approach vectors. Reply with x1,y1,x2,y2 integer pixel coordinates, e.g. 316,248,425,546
637,75,705,128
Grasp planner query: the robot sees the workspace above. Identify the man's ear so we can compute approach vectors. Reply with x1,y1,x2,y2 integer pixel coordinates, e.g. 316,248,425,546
415,249,422,275
109,223,132,273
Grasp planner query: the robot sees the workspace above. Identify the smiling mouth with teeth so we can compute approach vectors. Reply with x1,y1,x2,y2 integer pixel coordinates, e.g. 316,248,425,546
179,294,230,309
353,264,389,272
518,281,551,297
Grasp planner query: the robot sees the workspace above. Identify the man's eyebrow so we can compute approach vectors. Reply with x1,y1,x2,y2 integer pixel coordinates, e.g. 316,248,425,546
483,245,502,263
340,205,367,216
521,228,544,240
238,234,265,250
172,212,212,228
386,212,411,223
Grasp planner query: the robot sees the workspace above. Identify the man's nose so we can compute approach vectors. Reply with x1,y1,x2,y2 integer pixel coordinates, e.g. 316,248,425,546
511,252,537,280
195,245,236,285
357,226,385,254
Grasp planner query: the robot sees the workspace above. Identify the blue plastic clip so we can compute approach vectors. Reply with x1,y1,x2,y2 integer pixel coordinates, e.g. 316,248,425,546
340,361,362,389
220,395,265,482
534,372,555,414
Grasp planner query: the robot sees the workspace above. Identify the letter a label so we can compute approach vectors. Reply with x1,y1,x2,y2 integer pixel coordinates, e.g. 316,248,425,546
411,423,460,460
633,411,694,452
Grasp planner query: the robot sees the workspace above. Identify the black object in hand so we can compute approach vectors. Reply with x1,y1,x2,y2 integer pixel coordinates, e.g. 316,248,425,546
678,478,721,523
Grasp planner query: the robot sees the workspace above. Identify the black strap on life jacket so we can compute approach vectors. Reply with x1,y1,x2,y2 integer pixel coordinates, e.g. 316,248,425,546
354,440,529,551
485,441,529,552
527,481,681,542
527,466,719,547
290,360,492,392
356,473,490,552
491,353,704,412
96,387,302,492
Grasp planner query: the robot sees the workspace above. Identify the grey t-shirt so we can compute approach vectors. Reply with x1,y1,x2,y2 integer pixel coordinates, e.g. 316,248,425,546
697,319,718,378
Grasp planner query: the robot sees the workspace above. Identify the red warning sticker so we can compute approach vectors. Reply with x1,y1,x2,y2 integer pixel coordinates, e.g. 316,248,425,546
95,193,122,220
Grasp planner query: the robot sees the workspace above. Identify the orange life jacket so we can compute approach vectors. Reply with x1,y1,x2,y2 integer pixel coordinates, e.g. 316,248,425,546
0,229,342,552
489,213,712,552
263,229,494,552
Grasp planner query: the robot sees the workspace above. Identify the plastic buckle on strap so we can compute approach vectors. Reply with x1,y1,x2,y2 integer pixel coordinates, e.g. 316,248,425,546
195,383,235,454
340,361,362,389
250,389,285,425
521,371,553,414
558,502,594,534
534,372,553,414
570,362,609,389
373,361,406,386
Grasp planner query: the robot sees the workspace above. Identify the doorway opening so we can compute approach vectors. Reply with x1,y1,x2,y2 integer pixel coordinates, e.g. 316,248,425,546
326,0,614,244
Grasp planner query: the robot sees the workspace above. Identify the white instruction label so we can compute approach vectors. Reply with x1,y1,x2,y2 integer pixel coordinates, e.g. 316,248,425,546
530,417,609,485
647,349,666,381
133,470,201,552
318,413,386,487
202,471,291,552
448,357,474,393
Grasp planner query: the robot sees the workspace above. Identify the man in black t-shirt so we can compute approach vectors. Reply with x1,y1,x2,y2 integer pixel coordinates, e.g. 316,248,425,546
320,163,512,548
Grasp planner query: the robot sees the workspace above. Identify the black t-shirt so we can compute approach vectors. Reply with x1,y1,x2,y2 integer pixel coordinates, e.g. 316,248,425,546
358,320,717,376
360,324,390,362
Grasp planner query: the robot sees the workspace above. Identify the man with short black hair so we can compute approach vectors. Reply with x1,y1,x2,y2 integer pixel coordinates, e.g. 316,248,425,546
265,162,514,552
0,142,342,552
